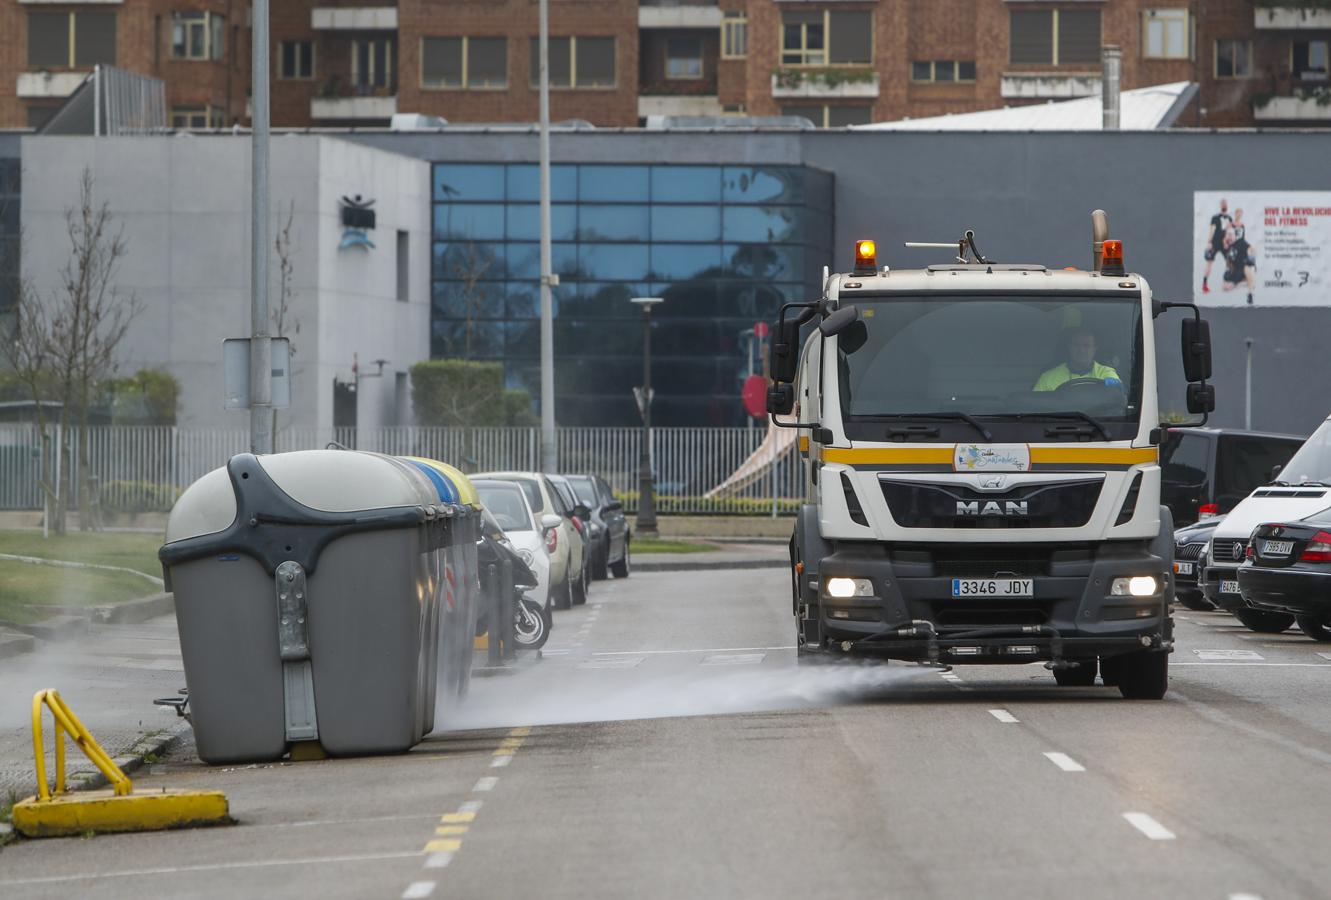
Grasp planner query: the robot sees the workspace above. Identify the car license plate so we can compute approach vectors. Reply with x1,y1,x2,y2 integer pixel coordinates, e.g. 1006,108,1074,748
1220,579,1241,594
951,578,1034,598
1260,539,1294,557
1173,561,1194,576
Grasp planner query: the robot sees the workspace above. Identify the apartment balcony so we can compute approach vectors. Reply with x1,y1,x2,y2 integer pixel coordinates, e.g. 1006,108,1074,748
771,69,879,99
17,71,88,99
311,82,397,120
638,96,724,117
1254,6,1331,29
639,0,721,30
312,6,397,30
1254,86,1331,121
1001,72,1100,100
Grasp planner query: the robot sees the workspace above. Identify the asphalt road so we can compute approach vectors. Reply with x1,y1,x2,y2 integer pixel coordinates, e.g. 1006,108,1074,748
5,568,1331,899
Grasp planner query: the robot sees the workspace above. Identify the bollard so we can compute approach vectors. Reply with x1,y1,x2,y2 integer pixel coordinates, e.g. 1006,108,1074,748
485,562,503,667
499,555,517,662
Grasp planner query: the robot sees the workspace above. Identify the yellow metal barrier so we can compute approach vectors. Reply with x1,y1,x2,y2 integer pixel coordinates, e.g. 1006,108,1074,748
31,688,133,800
12,689,231,838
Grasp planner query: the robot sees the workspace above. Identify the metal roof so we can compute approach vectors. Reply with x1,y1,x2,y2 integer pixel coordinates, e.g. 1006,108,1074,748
852,82,1197,132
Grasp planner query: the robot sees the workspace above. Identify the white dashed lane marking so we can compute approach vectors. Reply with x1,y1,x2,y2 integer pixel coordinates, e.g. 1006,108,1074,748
1043,752,1086,772
700,653,766,666
473,777,498,792
988,709,1019,724
1194,649,1264,661
402,881,436,898
1123,812,1176,841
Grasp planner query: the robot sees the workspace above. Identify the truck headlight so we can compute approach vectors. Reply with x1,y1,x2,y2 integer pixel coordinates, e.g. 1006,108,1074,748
1110,576,1159,597
825,577,874,599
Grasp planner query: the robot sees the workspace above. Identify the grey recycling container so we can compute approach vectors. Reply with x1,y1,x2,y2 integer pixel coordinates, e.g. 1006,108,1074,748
160,449,474,764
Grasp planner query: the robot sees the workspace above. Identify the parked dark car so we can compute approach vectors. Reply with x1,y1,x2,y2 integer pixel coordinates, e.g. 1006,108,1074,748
1173,518,1219,610
1238,515,1331,641
1161,427,1304,527
565,474,630,580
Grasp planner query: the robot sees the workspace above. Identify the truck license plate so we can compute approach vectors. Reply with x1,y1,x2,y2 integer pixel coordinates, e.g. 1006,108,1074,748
1220,580,1241,594
1173,561,1194,576
1260,540,1294,557
951,578,1034,598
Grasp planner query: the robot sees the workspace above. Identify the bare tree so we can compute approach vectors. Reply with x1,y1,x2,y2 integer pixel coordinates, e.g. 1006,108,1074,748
450,242,493,356
2,168,139,534
271,200,302,445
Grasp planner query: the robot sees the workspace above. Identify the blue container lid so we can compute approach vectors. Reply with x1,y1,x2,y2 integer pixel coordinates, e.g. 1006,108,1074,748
405,459,459,504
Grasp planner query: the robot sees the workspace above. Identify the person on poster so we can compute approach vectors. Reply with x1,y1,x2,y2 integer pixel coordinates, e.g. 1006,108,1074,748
1222,214,1257,305
1201,198,1232,294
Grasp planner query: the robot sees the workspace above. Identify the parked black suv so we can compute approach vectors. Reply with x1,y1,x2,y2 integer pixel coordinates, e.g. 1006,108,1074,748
1161,427,1304,527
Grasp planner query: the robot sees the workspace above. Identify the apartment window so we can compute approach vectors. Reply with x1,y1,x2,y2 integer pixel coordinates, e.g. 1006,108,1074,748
1143,9,1190,60
666,38,703,79
171,11,224,61
528,37,616,88
781,104,872,128
170,106,224,129
280,40,314,79
911,60,976,83
722,12,747,59
1293,39,1329,80
1215,39,1253,79
353,38,394,89
28,11,117,68
781,10,871,66
422,37,499,88
1010,9,1100,65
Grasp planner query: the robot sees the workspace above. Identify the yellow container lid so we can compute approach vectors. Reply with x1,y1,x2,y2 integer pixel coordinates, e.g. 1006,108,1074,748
405,457,481,509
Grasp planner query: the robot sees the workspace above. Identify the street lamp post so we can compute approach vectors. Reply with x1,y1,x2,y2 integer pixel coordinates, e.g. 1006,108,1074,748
630,297,663,538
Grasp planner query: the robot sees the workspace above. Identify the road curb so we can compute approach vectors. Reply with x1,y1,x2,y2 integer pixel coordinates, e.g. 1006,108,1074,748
635,558,786,572
66,721,193,793
90,592,175,625
0,629,36,660
8,614,89,642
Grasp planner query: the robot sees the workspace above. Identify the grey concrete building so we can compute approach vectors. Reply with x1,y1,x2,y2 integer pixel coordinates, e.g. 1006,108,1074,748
17,134,429,430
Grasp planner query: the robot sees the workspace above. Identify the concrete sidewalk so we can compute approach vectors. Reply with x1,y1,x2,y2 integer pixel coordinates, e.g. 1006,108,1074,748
0,615,188,806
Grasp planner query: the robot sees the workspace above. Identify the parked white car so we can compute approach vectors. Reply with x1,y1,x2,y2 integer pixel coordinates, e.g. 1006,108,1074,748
474,479,552,612
1202,413,1331,632
473,471,588,609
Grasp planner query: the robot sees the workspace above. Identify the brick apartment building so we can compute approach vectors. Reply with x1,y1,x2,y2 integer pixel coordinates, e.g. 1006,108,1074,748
2,1,1328,130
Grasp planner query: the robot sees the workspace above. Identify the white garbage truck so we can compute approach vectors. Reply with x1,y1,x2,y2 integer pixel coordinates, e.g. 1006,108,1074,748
767,213,1216,699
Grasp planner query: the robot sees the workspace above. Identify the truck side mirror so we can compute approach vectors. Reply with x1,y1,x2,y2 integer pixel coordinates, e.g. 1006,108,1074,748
1181,318,1212,384
767,383,795,416
770,319,801,383
1270,464,1283,482
1186,382,1215,415
819,305,859,337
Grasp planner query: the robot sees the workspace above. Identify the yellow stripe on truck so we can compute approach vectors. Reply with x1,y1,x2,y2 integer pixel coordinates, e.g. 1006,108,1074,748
1028,447,1157,465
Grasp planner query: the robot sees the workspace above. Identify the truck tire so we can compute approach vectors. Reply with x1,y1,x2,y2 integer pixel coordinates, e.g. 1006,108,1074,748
1053,658,1097,687
1296,614,1331,642
1116,650,1169,700
1234,609,1295,633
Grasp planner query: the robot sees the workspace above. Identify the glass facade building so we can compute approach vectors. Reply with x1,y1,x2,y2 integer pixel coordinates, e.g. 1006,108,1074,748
430,163,833,426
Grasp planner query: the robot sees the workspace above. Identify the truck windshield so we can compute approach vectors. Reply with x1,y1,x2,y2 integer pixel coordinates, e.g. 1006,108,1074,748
839,294,1143,431
1275,420,1331,486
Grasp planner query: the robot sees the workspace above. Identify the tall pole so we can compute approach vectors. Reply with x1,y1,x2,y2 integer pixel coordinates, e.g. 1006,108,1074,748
1245,337,1254,430
631,298,662,537
250,0,273,454
538,0,556,472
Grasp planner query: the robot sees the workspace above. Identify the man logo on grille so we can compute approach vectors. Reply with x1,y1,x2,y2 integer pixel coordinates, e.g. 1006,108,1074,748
957,500,1029,517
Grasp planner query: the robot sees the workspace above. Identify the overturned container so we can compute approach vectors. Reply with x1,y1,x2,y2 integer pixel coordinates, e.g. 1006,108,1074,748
159,449,479,764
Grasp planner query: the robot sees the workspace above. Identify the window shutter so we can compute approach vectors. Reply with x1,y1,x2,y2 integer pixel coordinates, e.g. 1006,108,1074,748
423,37,462,87
1057,10,1101,64
28,13,71,67
1009,10,1052,65
829,11,872,65
576,37,615,87
467,37,507,87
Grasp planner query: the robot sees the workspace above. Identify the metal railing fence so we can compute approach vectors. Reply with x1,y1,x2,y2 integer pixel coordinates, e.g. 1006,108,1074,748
0,424,802,516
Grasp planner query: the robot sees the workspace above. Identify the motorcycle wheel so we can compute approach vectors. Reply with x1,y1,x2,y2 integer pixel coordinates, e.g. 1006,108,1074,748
514,595,551,650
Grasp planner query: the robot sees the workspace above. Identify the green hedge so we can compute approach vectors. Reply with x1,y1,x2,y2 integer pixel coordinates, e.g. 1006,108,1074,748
612,490,799,516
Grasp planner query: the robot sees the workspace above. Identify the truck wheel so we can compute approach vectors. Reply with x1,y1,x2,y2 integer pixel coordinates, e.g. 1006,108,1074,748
1053,658,1097,687
1296,615,1331,642
1116,650,1169,700
1234,609,1295,633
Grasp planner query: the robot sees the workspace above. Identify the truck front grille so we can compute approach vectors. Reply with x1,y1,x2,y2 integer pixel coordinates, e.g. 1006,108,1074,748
880,478,1102,529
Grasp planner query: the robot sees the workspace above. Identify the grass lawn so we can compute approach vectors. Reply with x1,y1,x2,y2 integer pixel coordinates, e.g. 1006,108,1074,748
632,538,720,554
0,529,163,577
0,530,165,624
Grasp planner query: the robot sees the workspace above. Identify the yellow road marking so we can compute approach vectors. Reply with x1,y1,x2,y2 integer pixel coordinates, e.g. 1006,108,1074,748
440,812,476,824
498,738,524,749
423,839,461,854
510,727,532,738
435,825,468,836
